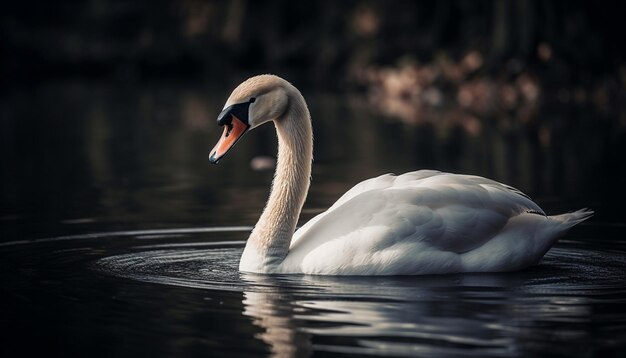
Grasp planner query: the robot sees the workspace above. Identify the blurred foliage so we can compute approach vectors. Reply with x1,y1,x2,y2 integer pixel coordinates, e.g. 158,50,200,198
2,1,626,237
2,0,625,88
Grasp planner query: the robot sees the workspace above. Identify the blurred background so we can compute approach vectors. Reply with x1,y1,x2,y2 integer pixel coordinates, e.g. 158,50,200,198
2,0,625,242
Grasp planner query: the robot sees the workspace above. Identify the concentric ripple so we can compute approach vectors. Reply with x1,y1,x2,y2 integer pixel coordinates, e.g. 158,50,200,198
92,232,626,298
96,246,245,291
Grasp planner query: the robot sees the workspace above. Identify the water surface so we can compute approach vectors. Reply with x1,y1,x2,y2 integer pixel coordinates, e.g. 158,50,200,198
2,226,625,357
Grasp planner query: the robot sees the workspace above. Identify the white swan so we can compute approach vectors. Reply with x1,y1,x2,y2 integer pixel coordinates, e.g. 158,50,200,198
209,74,592,275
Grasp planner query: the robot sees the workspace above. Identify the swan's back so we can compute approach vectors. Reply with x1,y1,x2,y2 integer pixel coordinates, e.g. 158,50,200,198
281,171,591,275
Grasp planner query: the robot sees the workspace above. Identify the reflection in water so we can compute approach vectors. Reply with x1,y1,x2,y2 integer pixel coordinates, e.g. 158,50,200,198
242,275,312,358
2,227,624,357
239,269,605,357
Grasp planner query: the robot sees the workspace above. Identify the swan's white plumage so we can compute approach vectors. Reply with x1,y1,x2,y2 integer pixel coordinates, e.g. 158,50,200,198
280,171,591,275
214,74,592,276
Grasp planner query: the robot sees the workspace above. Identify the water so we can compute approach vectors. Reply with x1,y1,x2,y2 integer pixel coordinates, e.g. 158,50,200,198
2,227,625,357
2,82,626,356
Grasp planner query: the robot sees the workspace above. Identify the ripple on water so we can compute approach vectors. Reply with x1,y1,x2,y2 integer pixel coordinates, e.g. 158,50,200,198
96,247,245,291
5,227,625,357
92,232,626,300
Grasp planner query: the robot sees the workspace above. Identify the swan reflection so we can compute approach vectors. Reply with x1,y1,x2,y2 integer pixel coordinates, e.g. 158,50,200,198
241,275,313,358
240,272,592,357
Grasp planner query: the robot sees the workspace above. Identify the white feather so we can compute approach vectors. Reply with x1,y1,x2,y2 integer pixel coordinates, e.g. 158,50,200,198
280,171,592,274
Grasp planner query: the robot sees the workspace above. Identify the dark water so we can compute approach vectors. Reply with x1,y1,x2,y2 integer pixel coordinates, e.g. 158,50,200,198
2,227,625,357
2,82,626,357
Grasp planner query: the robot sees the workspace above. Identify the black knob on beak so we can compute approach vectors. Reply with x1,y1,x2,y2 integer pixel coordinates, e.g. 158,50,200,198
217,99,254,127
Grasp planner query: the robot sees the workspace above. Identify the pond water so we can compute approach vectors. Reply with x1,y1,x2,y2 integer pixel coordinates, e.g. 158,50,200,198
1,82,625,357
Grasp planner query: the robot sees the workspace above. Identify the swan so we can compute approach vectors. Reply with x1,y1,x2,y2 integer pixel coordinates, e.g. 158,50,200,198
209,74,592,275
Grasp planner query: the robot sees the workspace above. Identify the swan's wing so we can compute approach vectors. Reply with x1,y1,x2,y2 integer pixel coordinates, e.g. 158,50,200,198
327,170,444,211
293,170,445,241
288,172,544,271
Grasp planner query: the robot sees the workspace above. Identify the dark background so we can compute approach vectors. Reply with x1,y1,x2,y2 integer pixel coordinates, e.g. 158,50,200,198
2,1,624,86
2,0,625,241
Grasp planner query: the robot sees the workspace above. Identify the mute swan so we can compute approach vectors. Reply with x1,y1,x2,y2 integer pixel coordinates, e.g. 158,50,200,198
209,74,592,275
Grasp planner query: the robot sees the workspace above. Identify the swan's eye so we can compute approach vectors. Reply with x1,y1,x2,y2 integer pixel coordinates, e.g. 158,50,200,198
249,97,256,103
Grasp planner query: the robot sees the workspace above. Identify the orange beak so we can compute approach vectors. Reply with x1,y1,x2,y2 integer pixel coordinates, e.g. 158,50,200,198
209,115,249,164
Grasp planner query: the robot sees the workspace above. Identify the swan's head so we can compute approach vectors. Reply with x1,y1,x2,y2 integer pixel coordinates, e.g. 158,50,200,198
209,75,289,164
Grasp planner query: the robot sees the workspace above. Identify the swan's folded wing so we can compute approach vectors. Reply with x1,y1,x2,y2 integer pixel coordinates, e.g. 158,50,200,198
292,170,444,242
288,172,545,273
326,170,444,211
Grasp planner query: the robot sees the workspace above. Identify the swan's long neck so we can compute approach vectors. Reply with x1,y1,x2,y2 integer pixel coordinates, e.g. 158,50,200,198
240,90,312,272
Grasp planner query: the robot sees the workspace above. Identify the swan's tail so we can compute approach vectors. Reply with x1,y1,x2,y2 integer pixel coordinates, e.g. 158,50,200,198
542,208,594,248
460,209,593,272
549,208,594,230
531,208,594,262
